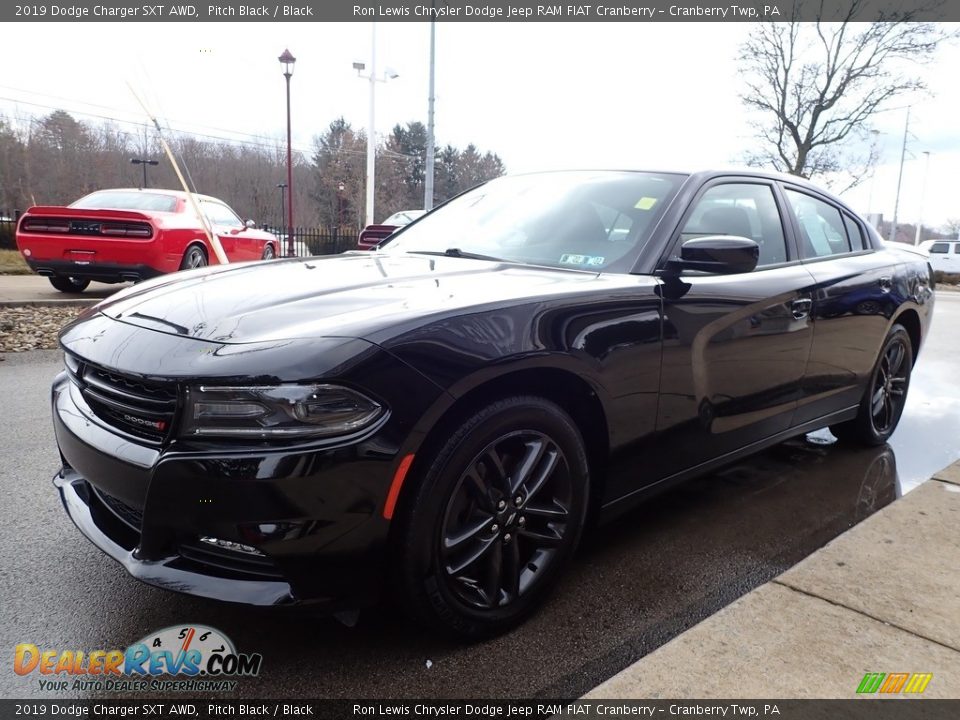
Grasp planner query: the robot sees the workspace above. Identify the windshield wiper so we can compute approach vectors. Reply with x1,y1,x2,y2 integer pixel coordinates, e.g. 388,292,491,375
407,248,507,263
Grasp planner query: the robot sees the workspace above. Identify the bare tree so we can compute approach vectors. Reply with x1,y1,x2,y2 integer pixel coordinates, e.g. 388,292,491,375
739,1,950,188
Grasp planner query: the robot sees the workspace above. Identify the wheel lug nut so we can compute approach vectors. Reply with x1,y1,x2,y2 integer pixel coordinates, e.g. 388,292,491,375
503,533,512,543
497,500,506,510
518,516,526,526
514,495,523,506
491,524,499,534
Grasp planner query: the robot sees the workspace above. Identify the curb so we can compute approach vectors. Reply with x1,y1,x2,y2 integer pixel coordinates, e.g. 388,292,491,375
586,460,960,699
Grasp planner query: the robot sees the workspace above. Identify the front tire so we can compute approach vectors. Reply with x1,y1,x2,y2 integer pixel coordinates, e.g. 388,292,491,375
832,324,913,446
395,396,590,639
261,244,276,260
48,275,90,293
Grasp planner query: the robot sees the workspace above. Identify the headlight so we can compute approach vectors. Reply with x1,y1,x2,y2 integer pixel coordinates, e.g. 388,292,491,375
182,384,383,439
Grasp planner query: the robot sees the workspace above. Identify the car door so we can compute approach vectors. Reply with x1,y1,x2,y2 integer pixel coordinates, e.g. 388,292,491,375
926,241,956,273
650,179,816,479
781,186,904,425
201,200,246,261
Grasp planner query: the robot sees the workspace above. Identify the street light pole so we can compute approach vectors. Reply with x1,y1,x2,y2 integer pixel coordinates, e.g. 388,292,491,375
130,158,159,189
914,151,931,246
355,24,398,227
279,49,297,257
276,182,287,244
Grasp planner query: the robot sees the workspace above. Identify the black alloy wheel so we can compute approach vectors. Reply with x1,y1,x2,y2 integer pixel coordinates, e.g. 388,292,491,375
48,275,90,293
179,245,208,270
396,396,589,639
832,324,913,446
440,430,573,611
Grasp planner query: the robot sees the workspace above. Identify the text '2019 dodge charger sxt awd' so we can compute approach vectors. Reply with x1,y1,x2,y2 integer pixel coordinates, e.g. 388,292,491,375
51,170,933,638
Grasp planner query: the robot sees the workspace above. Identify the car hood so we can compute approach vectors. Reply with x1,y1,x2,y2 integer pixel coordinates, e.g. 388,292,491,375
96,253,600,344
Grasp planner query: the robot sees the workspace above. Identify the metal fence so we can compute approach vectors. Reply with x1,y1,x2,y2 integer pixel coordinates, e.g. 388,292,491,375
264,225,360,257
0,211,360,256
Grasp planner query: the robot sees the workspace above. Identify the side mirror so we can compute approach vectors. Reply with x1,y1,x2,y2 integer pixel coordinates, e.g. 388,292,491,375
245,219,256,229
669,236,759,275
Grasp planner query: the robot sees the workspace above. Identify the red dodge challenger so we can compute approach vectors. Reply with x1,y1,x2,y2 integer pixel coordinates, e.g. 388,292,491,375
15,188,280,292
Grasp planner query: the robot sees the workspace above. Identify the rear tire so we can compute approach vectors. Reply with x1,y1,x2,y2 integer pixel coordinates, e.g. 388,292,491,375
831,324,912,446
179,245,208,270
394,396,590,640
48,275,90,293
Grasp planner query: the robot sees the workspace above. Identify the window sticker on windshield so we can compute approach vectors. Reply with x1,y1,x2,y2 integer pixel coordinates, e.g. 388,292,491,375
560,254,605,267
635,197,658,210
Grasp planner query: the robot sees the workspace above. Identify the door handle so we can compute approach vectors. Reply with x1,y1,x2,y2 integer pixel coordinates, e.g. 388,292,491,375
791,298,812,320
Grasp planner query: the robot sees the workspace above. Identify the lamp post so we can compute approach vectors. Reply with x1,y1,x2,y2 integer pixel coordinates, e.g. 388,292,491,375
337,181,346,228
914,151,931,246
354,24,399,227
130,158,159,189
276,182,287,246
279,49,296,257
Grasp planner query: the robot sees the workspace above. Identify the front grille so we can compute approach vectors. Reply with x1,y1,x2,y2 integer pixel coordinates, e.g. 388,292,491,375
178,541,284,580
92,486,144,530
67,356,178,444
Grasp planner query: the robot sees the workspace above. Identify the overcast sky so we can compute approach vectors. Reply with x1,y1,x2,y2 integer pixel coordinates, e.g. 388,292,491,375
1,21,958,229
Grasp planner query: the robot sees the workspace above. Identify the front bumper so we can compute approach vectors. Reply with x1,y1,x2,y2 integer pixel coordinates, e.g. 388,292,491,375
51,372,403,609
55,472,295,605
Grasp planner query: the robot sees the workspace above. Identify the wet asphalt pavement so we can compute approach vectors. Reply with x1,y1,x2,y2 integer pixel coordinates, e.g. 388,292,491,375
1,293,958,700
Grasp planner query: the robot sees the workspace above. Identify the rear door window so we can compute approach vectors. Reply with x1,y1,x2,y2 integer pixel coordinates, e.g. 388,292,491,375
843,214,867,251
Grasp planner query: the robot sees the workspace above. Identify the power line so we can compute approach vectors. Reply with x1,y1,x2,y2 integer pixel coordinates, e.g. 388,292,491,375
0,95,417,160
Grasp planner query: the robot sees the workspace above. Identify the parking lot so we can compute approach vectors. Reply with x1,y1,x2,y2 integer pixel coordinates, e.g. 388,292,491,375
1,292,957,700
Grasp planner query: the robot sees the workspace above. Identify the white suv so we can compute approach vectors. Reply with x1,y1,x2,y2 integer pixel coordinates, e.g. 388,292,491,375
920,239,960,274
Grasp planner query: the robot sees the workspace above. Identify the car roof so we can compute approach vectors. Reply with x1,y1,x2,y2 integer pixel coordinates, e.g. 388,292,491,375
80,188,225,205
494,168,860,216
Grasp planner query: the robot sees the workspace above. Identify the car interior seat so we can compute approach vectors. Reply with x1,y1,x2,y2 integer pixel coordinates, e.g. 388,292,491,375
698,206,753,240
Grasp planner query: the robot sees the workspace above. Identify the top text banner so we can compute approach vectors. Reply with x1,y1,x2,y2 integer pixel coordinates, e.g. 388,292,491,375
4,0,957,23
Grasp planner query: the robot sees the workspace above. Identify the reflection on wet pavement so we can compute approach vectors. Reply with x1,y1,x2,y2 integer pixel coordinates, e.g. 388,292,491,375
889,292,960,491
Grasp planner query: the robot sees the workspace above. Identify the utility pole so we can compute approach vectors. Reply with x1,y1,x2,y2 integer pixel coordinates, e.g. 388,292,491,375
424,13,437,211
888,107,910,243
914,151,931,246
366,24,377,226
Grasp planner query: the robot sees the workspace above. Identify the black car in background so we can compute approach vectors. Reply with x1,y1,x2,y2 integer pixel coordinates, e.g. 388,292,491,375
51,170,933,638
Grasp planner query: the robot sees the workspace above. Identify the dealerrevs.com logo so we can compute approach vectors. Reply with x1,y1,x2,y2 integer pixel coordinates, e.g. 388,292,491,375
14,625,262,693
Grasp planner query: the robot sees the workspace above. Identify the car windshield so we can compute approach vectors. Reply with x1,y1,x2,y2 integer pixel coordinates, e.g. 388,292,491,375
380,171,684,272
383,210,425,225
71,191,178,213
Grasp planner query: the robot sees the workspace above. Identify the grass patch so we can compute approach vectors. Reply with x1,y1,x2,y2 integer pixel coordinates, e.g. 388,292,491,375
0,249,31,275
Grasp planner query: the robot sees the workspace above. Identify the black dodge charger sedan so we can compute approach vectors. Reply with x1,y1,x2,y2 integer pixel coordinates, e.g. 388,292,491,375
52,170,933,638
